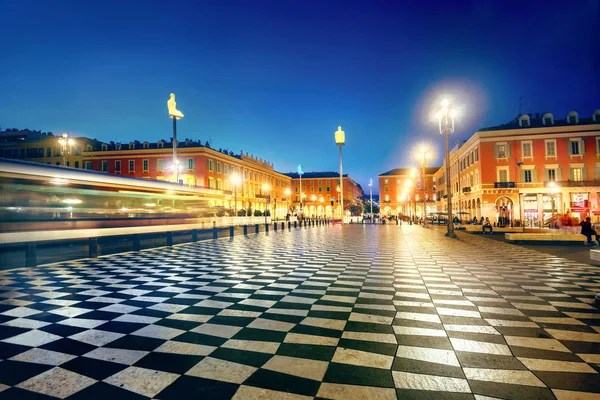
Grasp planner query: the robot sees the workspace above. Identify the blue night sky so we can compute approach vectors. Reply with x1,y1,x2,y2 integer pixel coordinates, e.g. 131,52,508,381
1,0,598,192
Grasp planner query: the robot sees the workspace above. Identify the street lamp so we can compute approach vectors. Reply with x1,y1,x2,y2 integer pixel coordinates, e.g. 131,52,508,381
319,196,324,218
57,132,75,167
419,147,430,227
335,126,345,222
231,174,241,217
410,168,417,222
404,180,413,222
368,178,373,222
336,185,341,218
549,181,558,228
167,93,184,183
263,183,271,223
436,98,458,238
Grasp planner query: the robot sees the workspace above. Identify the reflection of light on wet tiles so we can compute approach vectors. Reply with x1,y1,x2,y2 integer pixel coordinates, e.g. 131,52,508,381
450,338,511,356
518,357,597,373
396,345,460,366
463,368,546,387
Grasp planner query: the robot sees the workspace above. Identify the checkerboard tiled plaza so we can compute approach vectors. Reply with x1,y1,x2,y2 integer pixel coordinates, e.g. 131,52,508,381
1,224,600,399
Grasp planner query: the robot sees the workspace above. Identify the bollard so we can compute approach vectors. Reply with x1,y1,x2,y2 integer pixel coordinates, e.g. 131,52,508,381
294,221,297,228
166,232,173,246
26,243,36,267
89,238,98,258
192,229,198,242
243,225,248,235
396,219,398,225
132,235,141,251
265,223,269,233
288,221,291,229
274,222,277,231
213,226,218,239
255,224,259,234
281,222,285,230
230,226,234,237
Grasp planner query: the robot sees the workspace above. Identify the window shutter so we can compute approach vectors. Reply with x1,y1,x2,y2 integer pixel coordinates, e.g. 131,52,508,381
595,165,600,179
494,145,498,159
519,169,525,182
506,143,511,158
568,168,574,181
580,139,586,155
557,167,562,181
583,166,588,180
567,141,572,156
532,168,538,183
543,168,548,182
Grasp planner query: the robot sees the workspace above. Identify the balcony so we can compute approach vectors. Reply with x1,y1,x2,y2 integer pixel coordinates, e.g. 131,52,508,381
494,182,516,188
462,187,471,193
545,180,599,188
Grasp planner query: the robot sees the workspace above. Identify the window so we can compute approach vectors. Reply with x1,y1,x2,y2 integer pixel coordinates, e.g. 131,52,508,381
101,143,108,151
318,187,322,192
384,179,388,184
143,160,149,171
208,159,213,171
497,144,506,158
116,143,122,150
46,148,51,157
115,160,121,172
224,164,228,174
157,159,163,170
385,195,389,202
188,158,195,169
129,160,135,172
128,142,134,150
544,117,552,125
384,186,389,192
524,170,532,183
498,169,508,182
74,161,79,168
522,119,529,127
143,142,149,149
522,142,532,157
326,186,330,192
546,141,556,157
216,162,221,173
208,177,215,189
572,168,582,181
475,148,479,161
547,169,556,181
85,161,92,170
570,140,580,155
101,161,108,172
157,141,163,149
569,115,577,124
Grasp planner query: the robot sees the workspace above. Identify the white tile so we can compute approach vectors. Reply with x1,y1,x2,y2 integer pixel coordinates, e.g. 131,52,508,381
341,331,397,344
222,339,280,354
98,304,141,314
300,317,346,331
316,383,397,400
10,348,76,365
247,318,295,332
348,312,393,325
57,318,106,329
17,367,96,398
546,329,600,343
2,330,61,347
450,338,511,356
463,368,546,387
155,340,216,356
69,329,124,346
332,347,393,369
262,355,328,381
233,385,313,400
131,324,185,340
104,366,179,397
2,318,50,330
284,332,339,346
505,336,571,352
186,357,257,384
1,306,41,318
192,323,243,338
395,311,441,323
84,347,148,365
444,324,499,335
552,389,600,400
395,345,460,367
112,314,161,324
392,371,471,392
393,326,446,337
48,307,91,318
518,357,597,373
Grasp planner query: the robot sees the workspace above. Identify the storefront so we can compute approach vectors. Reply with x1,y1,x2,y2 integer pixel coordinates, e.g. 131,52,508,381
523,194,538,227
570,192,590,222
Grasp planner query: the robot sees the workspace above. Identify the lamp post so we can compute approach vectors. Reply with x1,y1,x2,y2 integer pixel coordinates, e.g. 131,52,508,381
404,180,412,222
231,174,241,217
57,132,75,167
410,168,417,222
284,187,291,218
297,165,304,216
419,148,430,227
319,196,324,218
263,183,271,223
167,93,184,183
368,179,373,222
436,99,458,238
311,195,317,218
336,186,341,218
335,126,345,222
549,181,557,228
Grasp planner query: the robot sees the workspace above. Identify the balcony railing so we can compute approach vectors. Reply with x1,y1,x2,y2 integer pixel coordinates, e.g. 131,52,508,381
494,182,516,188
545,180,599,188
462,187,471,193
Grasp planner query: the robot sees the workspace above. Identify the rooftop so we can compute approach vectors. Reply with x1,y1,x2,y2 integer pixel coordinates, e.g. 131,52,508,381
379,167,440,176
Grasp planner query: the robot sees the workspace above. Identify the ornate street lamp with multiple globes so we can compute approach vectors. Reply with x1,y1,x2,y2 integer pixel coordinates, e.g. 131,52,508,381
334,126,345,221
57,132,75,167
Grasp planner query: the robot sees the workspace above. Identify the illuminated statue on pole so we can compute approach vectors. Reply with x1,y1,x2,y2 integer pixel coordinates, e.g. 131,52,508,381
167,93,184,119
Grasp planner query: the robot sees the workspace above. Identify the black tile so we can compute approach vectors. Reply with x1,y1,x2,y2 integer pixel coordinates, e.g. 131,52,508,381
0,360,53,385
154,318,203,331
455,351,527,370
157,376,240,400
394,389,475,400
204,316,253,327
0,387,56,399
0,325,29,340
345,321,394,334
94,321,146,334
74,310,122,320
25,312,67,323
107,335,164,351
26,303,63,312
244,368,321,397
39,323,86,337
509,345,583,362
323,362,395,388
446,331,507,344
173,332,227,347
289,324,342,338
535,371,600,393
0,342,31,359
233,328,287,343
396,335,453,350
131,308,169,318
61,356,128,380
337,338,398,357
40,338,96,356
469,380,555,400
75,301,111,310
276,343,336,362
68,382,148,400
392,357,465,379
306,310,351,320
162,297,199,306
210,347,272,367
134,352,203,374
560,340,600,354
